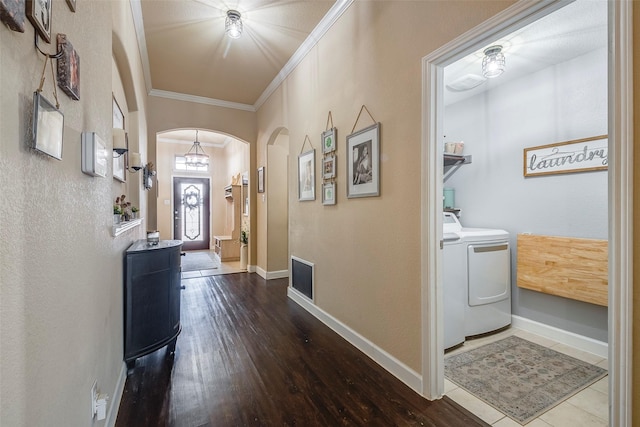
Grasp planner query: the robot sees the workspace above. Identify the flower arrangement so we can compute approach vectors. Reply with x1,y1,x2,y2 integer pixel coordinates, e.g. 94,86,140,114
240,229,248,245
115,194,132,220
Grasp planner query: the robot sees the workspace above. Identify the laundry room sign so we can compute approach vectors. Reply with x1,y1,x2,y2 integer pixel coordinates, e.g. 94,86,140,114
523,135,608,177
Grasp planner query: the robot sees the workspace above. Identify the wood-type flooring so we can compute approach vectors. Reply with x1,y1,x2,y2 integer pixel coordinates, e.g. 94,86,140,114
115,273,488,427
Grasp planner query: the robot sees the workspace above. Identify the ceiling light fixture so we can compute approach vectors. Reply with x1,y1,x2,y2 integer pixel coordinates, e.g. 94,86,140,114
225,10,243,39
184,130,209,167
482,45,505,78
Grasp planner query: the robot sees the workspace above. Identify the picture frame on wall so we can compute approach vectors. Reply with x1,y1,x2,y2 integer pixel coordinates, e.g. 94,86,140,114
298,149,315,201
113,149,126,182
32,91,64,160
347,123,380,198
26,0,51,43
0,0,26,33
112,96,124,129
112,96,126,181
56,34,80,100
322,182,336,206
323,155,336,180
257,166,265,193
322,127,336,154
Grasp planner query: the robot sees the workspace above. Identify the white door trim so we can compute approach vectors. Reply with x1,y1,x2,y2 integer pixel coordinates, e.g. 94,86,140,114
420,1,633,425
607,1,634,425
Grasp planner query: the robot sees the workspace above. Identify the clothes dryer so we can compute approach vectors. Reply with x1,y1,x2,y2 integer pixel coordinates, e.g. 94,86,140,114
442,212,511,348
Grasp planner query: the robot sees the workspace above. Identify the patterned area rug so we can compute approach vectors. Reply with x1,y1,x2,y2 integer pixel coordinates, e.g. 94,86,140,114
181,252,218,272
445,335,607,425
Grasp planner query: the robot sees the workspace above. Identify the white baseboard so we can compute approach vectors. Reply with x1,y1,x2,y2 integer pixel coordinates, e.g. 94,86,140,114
256,266,288,280
287,287,422,394
266,269,288,280
105,362,127,427
511,315,608,359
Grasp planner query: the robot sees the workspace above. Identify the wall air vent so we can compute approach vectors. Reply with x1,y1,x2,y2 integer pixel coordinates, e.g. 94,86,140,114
291,256,314,300
446,74,486,92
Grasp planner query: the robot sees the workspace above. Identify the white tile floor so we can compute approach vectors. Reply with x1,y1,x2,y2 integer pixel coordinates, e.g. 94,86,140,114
181,251,245,279
445,328,609,426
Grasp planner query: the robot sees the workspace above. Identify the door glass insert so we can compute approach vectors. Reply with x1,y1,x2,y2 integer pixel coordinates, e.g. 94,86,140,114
181,183,203,241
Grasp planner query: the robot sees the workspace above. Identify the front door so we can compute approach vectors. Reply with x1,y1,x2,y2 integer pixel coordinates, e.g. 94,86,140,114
173,177,210,250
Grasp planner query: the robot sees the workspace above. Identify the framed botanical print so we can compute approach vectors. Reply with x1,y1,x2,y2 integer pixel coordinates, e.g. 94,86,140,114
322,127,336,154
322,182,336,206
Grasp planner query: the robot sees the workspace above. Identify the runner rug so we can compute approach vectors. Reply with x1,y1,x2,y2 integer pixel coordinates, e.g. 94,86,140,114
444,335,607,425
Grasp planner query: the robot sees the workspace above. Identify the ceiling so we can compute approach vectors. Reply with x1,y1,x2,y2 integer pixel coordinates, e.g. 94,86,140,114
134,0,340,110
444,0,607,106
138,0,607,144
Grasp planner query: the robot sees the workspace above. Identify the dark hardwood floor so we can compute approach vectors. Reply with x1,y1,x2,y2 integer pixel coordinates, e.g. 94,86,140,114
115,273,488,427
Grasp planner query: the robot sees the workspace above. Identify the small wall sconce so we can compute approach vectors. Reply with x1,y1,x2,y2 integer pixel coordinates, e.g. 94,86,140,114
128,152,142,172
113,128,128,157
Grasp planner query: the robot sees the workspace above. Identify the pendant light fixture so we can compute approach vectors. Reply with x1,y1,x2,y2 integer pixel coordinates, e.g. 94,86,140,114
482,45,505,78
225,10,243,39
184,130,209,167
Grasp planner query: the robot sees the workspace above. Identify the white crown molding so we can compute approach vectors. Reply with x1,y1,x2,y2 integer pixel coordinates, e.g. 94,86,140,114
149,89,256,112
129,0,152,95
130,0,353,112
253,0,354,110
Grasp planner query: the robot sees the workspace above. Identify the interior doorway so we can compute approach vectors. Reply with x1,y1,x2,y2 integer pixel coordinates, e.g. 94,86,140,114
421,1,633,425
173,177,211,251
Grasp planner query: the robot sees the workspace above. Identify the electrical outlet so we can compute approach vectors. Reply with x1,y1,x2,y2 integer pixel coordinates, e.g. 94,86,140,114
91,380,97,419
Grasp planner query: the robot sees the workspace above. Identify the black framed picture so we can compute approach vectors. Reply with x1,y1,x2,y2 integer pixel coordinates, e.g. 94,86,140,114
257,166,265,193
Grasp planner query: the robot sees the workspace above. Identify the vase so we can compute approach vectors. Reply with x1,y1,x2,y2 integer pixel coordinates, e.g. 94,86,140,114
113,214,121,225
240,244,248,270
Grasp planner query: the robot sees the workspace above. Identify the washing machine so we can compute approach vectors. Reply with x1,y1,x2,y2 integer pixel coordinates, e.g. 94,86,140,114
443,212,511,349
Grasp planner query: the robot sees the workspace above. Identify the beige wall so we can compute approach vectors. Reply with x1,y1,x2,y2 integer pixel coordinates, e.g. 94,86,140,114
256,1,514,372
0,0,147,425
267,140,289,271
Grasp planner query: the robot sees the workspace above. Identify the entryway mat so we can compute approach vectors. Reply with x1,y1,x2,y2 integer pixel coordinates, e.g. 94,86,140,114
181,252,218,272
444,335,607,425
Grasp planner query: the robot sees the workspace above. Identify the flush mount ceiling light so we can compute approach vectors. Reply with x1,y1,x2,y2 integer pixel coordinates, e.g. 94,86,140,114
184,130,209,167
225,10,243,39
482,45,505,78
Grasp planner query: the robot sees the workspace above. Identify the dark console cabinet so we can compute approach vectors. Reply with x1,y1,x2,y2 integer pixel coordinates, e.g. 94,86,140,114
124,239,183,370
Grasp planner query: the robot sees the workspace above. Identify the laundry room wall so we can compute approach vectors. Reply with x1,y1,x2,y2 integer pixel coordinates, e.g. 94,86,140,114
444,47,608,342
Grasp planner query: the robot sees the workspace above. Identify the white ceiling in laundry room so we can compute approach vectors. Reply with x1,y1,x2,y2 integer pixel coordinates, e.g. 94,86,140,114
444,0,608,106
